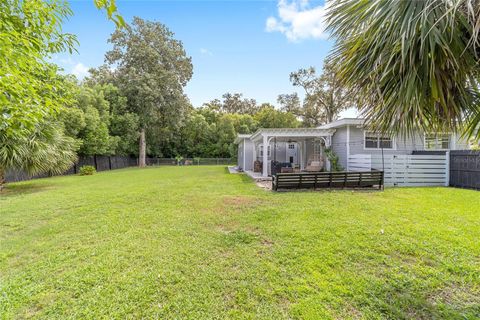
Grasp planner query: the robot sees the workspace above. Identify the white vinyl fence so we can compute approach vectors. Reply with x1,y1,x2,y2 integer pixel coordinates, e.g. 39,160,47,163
348,153,449,187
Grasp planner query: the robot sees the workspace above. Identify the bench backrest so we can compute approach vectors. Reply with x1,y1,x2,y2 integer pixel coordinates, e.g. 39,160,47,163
272,171,383,190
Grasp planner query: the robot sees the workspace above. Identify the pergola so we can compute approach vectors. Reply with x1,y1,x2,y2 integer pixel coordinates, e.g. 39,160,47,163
249,128,336,177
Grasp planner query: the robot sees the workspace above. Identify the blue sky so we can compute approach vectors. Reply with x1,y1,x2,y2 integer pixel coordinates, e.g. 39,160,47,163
56,0,352,113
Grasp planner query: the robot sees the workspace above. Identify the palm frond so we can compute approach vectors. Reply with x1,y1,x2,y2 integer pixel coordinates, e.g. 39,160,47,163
326,0,480,138
0,121,79,177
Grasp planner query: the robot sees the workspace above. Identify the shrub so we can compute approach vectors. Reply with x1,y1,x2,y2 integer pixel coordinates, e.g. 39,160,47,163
175,155,184,166
79,165,96,176
324,148,343,172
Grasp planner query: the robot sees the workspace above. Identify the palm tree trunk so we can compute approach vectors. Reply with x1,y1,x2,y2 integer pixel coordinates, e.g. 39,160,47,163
139,128,146,167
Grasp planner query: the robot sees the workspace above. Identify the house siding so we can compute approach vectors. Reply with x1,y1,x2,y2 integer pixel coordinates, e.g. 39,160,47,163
237,139,255,171
331,126,349,169
244,139,254,171
349,127,468,154
237,140,244,169
338,126,471,166
349,126,423,156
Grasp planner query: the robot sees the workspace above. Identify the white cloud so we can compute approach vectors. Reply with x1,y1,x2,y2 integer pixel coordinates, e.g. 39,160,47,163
71,63,89,79
266,0,329,41
60,57,74,65
200,48,213,56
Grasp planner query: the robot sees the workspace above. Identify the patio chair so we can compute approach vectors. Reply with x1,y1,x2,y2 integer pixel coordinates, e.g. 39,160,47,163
305,160,323,172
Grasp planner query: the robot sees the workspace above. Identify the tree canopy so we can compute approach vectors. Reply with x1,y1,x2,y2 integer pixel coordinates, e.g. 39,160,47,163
104,17,193,166
278,60,353,127
0,0,123,187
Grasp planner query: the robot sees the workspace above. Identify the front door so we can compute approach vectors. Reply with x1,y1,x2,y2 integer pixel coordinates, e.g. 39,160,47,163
286,143,298,165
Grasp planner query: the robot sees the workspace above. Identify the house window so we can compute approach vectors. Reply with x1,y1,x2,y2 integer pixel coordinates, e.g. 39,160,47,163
259,144,271,157
288,144,295,149
364,132,393,149
425,134,450,150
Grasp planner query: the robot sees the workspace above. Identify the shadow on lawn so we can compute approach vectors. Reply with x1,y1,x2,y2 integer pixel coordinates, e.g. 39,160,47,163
0,182,54,198
365,282,480,319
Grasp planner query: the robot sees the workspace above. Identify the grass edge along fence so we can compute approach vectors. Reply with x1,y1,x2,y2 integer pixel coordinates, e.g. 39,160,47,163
5,156,236,183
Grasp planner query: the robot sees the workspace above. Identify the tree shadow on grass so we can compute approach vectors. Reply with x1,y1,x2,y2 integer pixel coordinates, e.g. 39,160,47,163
360,281,480,319
0,182,54,198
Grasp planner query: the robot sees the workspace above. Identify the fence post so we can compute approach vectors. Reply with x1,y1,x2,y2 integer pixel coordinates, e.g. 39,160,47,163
94,155,98,170
445,151,450,187
108,156,112,170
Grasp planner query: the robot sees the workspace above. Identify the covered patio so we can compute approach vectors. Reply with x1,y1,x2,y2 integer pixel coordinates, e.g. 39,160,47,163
249,128,336,177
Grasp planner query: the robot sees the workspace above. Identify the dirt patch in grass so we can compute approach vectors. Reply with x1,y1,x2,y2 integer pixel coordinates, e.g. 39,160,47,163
215,224,274,252
427,283,480,310
222,196,262,207
215,196,267,215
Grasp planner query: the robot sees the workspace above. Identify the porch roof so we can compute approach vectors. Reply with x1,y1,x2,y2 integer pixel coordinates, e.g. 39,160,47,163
234,134,251,144
249,128,336,143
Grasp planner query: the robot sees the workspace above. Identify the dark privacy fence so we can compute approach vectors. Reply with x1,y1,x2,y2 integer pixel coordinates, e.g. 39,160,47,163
450,150,480,190
5,156,235,183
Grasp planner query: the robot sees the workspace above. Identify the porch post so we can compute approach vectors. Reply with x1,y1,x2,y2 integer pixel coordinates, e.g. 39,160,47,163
325,135,332,172
300,140,306,170
262,134,269,177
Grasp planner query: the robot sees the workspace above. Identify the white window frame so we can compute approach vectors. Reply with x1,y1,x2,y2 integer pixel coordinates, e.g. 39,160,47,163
363,131,395,150
259,144,271,157
424,133,451,150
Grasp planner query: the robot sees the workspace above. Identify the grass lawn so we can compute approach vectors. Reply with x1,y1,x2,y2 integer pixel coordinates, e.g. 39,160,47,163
1,166,479,319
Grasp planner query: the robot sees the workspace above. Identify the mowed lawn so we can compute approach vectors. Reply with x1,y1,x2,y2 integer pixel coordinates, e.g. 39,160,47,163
1,167,479,319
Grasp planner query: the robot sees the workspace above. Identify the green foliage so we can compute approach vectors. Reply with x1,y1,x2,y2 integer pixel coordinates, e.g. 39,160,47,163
93,0,124,27
0,0,77,141
254,104,300,128
215,115,238,158
324,148,343,172
60,85,120,156
1,167,480,318
79,165,96,176
174,155,183,165
104,17,193,164
0,0,124,185
281,60,354,127
171,96,301,159
204,93,260,115
0,120,79,185
100,83,139,155
326,0,480,138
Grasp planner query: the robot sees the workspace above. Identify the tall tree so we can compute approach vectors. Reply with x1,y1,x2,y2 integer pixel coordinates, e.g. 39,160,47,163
221,93,259,115
277,93,301,115
105,17,193,166
326,0,480,137
203,93,259,115
288,61,353,126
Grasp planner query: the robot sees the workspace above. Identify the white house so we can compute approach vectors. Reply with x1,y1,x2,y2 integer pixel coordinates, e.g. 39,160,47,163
235,118,469,178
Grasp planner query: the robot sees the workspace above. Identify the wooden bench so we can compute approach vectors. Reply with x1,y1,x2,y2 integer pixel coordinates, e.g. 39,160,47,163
272,171,384,191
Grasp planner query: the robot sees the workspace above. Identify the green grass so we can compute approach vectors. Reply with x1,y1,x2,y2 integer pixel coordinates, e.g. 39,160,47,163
1,166,479,319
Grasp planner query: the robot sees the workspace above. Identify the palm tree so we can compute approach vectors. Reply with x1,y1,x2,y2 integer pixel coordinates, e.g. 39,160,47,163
326,0,480,138
0,123,79,189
